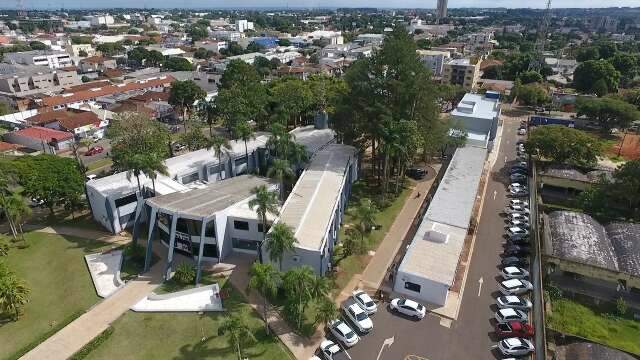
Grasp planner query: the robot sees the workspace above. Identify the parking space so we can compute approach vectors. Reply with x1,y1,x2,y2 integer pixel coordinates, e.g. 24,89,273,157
324,116,534,360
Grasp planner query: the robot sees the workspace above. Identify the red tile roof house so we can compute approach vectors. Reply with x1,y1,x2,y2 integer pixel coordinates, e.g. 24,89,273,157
3,126,75,154
27,110,102,137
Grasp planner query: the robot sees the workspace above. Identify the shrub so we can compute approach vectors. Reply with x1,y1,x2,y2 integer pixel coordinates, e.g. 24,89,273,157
546,282,563,300
173,263,195,284
616,297,628,317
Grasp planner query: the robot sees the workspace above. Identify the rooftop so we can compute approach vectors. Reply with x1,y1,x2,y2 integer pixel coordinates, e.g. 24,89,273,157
447,58,472,66
276,144,357,251
146,175,275,218
546,211,640,276
11,126,74,142
451,93,500,121
0,63,57,79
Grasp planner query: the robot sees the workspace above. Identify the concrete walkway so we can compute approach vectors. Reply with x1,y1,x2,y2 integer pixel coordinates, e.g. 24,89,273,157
24,224,131,246
360,168,441,291
21,227,165,360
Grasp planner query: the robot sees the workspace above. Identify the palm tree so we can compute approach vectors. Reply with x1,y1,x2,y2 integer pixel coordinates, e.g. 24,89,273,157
266,123,293,159
0,270,30,320
5,193,31,246
353,198,378,234
139,154,169,196
248,262,280,334
265,222,297,272
267,159,294,201
310,274,330,299
209,134,232,181
248,185,279,244
282,266,315,329
197,98,217,136
233,122,255,170
314,296,338,328
0,175,18,241
219,313,256,360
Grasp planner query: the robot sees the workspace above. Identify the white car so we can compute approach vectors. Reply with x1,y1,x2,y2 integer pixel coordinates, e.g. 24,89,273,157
352,290,377,314
389,298,426,319
501,266,530,280
496,295,533,310
518,128,527,136
495,308,529,324
509,200,528,207
506,227,529,238
328,319,359,347
318,339,349,360
499,279,533,295
508,213,529,222
505,220,529,229
505,206,530,215
343,303,373,333
498,337,535,356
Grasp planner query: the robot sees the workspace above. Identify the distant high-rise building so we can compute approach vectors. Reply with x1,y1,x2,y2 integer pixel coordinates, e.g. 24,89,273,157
437,0,448,20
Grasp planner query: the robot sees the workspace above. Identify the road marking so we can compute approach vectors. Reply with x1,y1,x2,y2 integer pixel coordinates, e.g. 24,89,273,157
478,277,484,297
493,190,497,200
504,156,508,163
439,317,452,328
376,336,395,360
405,356,431,360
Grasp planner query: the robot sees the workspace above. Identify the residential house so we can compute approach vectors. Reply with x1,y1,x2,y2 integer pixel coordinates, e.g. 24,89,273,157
2,126,74,154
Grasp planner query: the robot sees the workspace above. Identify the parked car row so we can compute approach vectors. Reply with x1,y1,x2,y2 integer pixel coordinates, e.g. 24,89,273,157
493,143,535,358
315,290,427,359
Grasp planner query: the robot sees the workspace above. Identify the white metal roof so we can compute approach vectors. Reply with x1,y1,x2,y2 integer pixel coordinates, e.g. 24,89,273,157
451,93,500,121
274,143,356,251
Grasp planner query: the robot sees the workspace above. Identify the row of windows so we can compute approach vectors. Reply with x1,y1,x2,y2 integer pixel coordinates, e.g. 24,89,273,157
233,220,269,233
157,214,216,238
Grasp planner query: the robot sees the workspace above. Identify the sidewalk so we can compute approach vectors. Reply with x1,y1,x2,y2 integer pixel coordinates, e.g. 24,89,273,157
359,167,441,291
21,227,163,360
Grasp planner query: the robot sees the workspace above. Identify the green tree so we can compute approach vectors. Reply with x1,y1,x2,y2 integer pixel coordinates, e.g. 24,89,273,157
96,42,125,56
220,60,261,90
4,155,84,216
482,65,504,80
267,159,294,201
353,198,378,235
219,313,256,360
163,57,193,71
169,80,207,125
518,70,543,84
233,121,256,164
188,25,208,42
146,50,164,67
248,262,280,334
576,97,640,133
127,46,149,65
0,103,10,116
108,112,170,194
0,263,30,320
573,60,621,95
269,77,313,128
278,38,291,46
28,41,47,50
179,122,209,151
513,83,550,107
282,266,314,329
208,134,231,180
576,46,600,62
265,222,297,272
196,99,218,136
314,296,338,328
524,125,603,166
249,185,279,245
4,193,31,245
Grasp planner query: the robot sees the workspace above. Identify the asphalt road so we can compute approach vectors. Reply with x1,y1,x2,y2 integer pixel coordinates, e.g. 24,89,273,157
80,138,112,166
344,116,527,360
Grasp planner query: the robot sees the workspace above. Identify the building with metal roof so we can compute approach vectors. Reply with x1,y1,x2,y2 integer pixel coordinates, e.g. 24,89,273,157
394,145,487,305
450,93,501,148
263,143,358,275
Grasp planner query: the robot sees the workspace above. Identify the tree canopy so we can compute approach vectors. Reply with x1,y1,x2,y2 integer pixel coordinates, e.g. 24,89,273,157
524,125,603,166
579,160,640,221
576,97,640,133
573,60,621,96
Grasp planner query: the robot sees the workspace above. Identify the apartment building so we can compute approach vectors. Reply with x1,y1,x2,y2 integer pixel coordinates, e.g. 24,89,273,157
0,64,81,98
443,58,481,90
417,50,451,77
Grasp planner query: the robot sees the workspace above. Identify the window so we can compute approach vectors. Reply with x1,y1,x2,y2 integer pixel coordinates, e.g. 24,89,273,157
232,238,260,251
234,156,247,166
181,172,199,184
114,193,138,207
205,221,216,238
233,220,249,231
257,223,270,233
404,281,421,293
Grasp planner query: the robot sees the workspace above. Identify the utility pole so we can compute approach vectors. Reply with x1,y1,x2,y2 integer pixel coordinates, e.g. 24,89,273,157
529,0,553,73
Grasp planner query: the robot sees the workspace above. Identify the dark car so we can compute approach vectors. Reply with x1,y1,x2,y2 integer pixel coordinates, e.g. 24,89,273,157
505,245,531,256
407,167,427,180
502,256,529,267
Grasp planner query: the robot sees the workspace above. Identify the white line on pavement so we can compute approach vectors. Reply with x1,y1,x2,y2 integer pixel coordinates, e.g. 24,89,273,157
478,277,484,297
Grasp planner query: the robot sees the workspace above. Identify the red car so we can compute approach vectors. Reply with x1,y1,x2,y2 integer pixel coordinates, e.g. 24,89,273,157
495,321,535,338
84,146,104,156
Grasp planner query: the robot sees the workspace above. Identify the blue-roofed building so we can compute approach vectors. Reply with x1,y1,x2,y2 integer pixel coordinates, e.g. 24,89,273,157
252,37,278,49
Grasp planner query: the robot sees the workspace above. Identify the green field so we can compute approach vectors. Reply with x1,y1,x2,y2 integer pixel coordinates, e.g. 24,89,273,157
547,298,640,355
1,232,111,359
84,282,293,360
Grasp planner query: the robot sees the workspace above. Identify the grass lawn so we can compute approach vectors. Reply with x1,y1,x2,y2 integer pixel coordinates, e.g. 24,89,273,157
547,297,640,355
86,158,113,172
0,232,111,359
331,180,413,292
83,281,293,360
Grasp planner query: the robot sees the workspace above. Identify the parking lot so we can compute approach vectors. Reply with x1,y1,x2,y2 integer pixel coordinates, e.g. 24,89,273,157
318,116,535,360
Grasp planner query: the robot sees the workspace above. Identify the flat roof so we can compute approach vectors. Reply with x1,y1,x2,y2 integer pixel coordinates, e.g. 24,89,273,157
397,146,487,286
276,144,356,251
290,125,336,155
451,93,500,121
398,221,467,285
87,172,188,199
425,146,487,229
146,175,275,218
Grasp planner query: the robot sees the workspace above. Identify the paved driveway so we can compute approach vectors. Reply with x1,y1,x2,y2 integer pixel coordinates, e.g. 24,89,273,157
345,116,526,360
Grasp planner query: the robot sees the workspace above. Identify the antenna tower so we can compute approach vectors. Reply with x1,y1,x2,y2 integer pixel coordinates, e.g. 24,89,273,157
17,0,28,18
529,0,552,72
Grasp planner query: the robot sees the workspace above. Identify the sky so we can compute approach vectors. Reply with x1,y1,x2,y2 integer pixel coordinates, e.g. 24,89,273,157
8,0,640,9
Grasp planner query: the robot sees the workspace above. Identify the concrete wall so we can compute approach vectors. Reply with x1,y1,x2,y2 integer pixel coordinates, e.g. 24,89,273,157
544,255,640,290
393,270,449,306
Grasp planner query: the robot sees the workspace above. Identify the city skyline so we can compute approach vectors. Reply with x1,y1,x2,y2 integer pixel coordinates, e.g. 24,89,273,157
4,0,640,10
